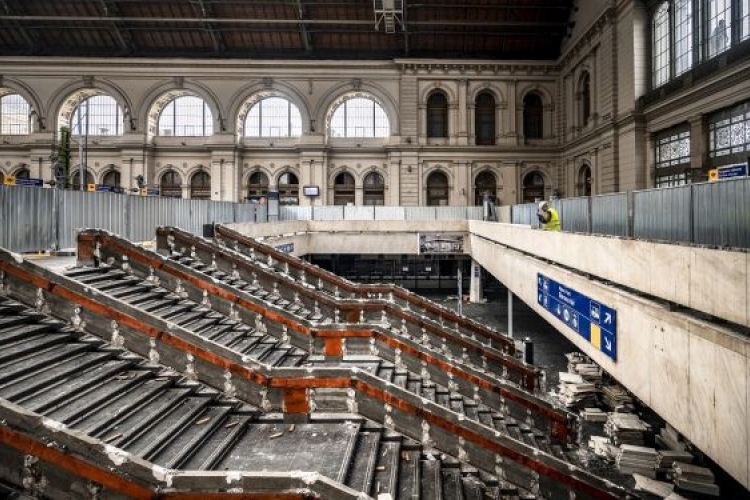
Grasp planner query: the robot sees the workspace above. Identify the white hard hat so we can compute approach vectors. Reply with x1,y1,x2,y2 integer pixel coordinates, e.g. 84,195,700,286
538,201,549,210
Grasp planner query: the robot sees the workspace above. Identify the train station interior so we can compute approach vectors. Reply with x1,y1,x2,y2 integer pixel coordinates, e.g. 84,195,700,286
1,0,749,499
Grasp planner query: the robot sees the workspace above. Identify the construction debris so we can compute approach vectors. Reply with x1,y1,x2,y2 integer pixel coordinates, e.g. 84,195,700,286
672,463,720,497
605,412,651,446
588,435,617,461
633,473,674,498
601,384,635,413
615,444,658,478
581,407,608,422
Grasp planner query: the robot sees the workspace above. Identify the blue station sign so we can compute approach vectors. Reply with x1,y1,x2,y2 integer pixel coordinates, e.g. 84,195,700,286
718,163,748,179
275,243,295,254
537,273,617,361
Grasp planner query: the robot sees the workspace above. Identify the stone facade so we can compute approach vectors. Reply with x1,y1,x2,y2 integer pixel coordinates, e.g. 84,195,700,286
1,0,749,205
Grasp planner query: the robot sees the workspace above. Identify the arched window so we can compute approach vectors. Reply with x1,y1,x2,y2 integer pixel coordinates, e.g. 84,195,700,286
14,167,30,179
158,96,213,137
475,92,496,145
330,97,389,138
675,0,694,76
474,171,497,206
102,169,121,188
247,172,269,202
160,170,182,198
278,172,299,205
190,171,211,200
522,172,546,203
523,93,544,139
245,97,302,138
427,92,449,138
577,165,592,197
333,172,356,206
363,172,385,206
71,95,123,136
653,2,671,87
578,72,592,128
426,171,449,206
0,94,31,135
71,170,95,191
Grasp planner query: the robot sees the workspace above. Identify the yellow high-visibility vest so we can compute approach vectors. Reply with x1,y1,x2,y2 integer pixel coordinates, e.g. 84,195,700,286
543,207,561,231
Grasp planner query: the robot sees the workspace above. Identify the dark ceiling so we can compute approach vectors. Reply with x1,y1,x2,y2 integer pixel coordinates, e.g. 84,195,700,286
0,0,575,61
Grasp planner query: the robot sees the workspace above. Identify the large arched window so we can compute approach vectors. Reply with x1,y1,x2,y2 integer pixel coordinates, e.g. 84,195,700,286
71,170,95,191
427,92,449,138
675,0,694,76
363,172,385,206
475,92,496,145
333,172,356,206
707,0,732,58
653,2,671,87
278,172,299,205
14,167,30,180
330,97,389,138
578,72,592,128
101,169,121,188
0,94,31,135
71,95,123,136
474,171,497,206
158,96,213,137
522,172,546,203
577,165,593,197
190,171,211,200
247,172,269,202
523,93,544,139
426,171,449,206
160,170,183,198
245,97,302,138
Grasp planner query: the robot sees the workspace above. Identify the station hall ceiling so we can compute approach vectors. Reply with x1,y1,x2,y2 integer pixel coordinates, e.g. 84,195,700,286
0,0,575,60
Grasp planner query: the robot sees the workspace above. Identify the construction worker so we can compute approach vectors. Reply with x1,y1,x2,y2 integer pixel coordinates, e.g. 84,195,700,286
537,201,561,231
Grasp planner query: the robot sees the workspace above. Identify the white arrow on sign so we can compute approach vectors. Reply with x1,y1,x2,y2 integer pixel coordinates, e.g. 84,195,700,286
604,312,612,325
604,338,612,352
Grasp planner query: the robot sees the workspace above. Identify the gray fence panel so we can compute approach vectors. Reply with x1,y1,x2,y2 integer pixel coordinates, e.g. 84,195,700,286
256,204,268,223
281,206,312,221
435,206,468,220
633,185,692,243
511,203,538,227
405,206,436,220
313,206,345,220
693,177,750,248
57,190,128,249
234,203,257,223
344,206,375,220
0,186,56,252
209,202,236,226
466,207,484,220
558,197,591,233
591,193,629,237
374,206,406,220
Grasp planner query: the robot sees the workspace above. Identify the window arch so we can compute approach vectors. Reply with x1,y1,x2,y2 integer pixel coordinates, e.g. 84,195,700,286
278,172,299,205
0,93,31,135
190,171,211,200
245,97,302,138
247,171,269,202
330,97,389,138
474,171,497,206
523,93,544,139
363,172,385,206
160,170,183,198
71,170,95,191
426,171,449,206
577,165,592,197
158,96,213,137
578,72,592,128
14,167,30,179
333,172,356,206
101,169,121,188
71,95,123,136
475,92,496,145
427,91,449,138
522,172,546,203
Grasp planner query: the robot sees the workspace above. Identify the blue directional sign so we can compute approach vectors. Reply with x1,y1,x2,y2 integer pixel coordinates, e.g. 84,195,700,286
275,243,295,254
14,177,44,187
718,163,748,179
537,273,617,361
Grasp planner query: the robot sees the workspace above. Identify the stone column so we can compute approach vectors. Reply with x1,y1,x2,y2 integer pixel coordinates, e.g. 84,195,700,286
469,260,483,303
507,80,518,141
388,157,401,206
457,79,468,145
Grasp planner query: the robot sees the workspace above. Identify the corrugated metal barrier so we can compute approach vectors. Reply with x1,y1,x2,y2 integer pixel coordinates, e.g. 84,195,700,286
591,193,629,237
633,185,692,243
0,186,264,252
